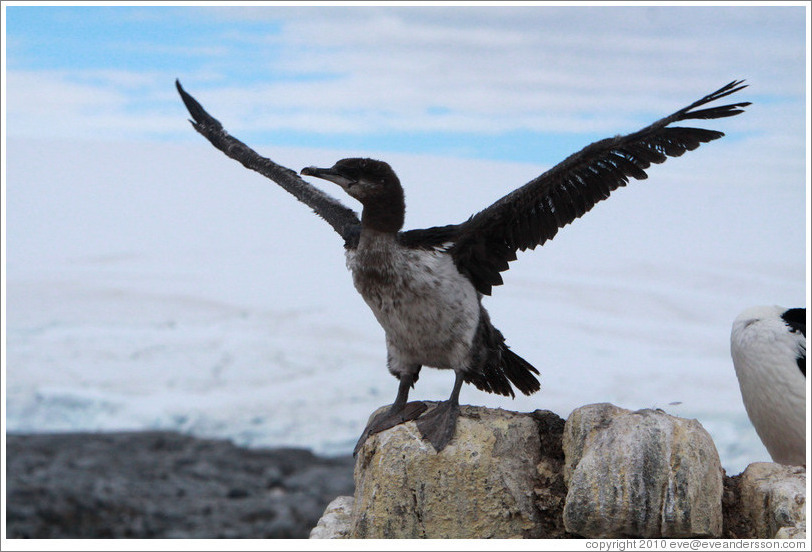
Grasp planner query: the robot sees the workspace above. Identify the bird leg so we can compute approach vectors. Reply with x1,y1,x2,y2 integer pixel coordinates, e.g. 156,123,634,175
416,372,464,452
353,372,427,456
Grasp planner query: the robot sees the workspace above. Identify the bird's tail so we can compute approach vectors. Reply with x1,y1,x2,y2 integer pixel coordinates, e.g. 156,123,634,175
464,309,541,398
500,345,541,396
464,342,540,398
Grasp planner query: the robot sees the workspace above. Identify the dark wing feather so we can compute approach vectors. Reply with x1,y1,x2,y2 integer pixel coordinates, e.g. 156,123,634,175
176,80,361,246
780,308,806,377
398,224,461,250
781,308,806,338
450,80,750,295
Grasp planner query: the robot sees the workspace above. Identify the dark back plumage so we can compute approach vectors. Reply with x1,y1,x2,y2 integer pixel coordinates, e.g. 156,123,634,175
781,308,806,337
781,307,807,376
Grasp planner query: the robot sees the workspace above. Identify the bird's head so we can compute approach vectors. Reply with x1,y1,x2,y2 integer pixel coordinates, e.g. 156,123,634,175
301,158,402,205
301,158,406,232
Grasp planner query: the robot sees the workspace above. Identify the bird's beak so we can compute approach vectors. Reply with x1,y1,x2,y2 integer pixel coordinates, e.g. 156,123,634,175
301,166,356,188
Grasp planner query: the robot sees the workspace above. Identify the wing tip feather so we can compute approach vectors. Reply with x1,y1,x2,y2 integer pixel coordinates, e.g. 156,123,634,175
175,79,223,131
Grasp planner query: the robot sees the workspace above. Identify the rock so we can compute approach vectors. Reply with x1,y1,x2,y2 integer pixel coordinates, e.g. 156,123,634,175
350,403,555,538
309,496,354,538
14,409,802,540
529,409,569,537
722,473,752,538
737,462,806,538
562,403,723,538
775,525,806,539
6,431,355,538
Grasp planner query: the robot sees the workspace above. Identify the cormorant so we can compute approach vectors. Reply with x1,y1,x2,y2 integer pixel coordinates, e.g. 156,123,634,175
176,79,749,453
731,306,806,466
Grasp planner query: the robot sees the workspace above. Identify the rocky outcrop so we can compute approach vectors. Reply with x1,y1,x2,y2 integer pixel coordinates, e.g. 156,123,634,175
734,462,806,538
563,403,723,538
312,403,806,540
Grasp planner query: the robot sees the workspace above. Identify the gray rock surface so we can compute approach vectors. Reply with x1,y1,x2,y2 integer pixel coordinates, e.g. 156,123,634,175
6,431,354,538
562,403,724,538
737,462,806,538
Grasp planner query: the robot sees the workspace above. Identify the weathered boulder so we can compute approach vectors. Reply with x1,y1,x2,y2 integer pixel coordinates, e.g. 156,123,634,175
350,404,556,538
309,496,355,539
737,462,806,538
562,403,723,538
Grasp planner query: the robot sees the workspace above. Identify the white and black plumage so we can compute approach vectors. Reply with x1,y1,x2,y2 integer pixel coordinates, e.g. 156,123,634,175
176,79,749,453
731,306,806,466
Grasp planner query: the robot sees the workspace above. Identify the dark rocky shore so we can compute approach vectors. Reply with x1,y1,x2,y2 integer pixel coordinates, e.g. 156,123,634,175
5,431,355,539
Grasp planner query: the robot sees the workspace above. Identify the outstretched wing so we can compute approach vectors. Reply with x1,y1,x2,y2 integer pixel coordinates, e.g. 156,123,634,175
450,80,750,295
176,80,361,245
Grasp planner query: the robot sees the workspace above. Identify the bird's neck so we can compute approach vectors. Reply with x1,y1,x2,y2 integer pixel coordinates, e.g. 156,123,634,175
361,190,405,234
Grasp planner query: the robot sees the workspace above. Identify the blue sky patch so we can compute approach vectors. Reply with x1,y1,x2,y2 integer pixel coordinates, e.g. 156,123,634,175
3,5,805,165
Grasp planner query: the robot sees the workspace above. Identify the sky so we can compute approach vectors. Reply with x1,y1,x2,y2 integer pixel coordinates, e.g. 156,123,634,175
2,2,808,165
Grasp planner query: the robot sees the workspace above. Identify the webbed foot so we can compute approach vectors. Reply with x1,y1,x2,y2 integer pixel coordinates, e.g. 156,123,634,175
415,400,460,452
353,401,428,456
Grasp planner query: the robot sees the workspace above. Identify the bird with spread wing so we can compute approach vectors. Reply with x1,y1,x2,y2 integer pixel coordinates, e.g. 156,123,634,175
177,79,749,453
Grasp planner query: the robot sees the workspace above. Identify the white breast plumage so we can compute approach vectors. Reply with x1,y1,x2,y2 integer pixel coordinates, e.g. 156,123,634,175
346,232,480,372
730,305,806,466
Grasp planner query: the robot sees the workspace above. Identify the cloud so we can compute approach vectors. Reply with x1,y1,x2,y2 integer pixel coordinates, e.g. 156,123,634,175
5,70,188,140
3,5,807,165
